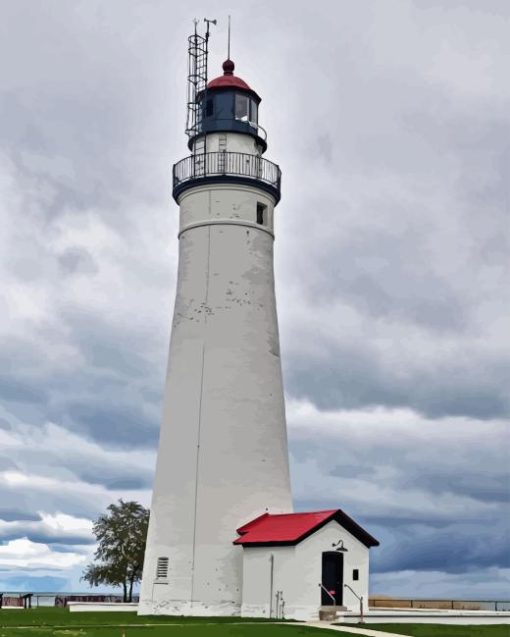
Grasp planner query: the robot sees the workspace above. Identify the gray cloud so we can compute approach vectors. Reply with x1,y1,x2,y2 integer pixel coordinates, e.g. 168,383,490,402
0,510,40,523
289,402,509,577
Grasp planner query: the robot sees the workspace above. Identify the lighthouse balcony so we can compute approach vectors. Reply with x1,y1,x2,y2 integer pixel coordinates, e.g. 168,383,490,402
172,151,281,203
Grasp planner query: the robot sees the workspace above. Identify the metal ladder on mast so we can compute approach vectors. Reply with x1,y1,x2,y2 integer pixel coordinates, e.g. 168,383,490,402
186,22,211,177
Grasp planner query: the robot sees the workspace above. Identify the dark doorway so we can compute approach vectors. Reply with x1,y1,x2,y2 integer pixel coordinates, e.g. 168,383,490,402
321,551,343,606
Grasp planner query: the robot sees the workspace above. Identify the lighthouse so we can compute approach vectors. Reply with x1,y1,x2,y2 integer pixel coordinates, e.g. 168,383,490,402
138,24,293,616
139,24,379,621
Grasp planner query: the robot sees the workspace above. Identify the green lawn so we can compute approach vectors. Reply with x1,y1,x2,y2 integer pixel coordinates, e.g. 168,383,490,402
0,608,274,626
3,610,507,637
339,623,510,636
0,609,352,637
0,624,327,637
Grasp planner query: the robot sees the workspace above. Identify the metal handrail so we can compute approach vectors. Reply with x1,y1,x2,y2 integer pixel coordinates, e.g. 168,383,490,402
173,151,281,192
344,584,361,602
344,584,364,623
318,583,336,606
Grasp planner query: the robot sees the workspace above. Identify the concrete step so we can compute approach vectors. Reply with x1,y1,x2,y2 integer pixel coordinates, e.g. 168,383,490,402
319,605,348,620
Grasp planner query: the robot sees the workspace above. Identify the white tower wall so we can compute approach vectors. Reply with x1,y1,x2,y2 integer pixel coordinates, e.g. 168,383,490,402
201,131,261,154
139,135,292,614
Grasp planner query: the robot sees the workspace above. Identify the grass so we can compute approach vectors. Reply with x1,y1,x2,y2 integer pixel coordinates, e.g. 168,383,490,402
0,608,275,627
0,608,356,637
0,624,330,637
338,623,510,636
2,610,507,637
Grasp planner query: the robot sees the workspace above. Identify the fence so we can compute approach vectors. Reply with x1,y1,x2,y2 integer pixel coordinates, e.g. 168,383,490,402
369,597,510,612
2,592,508,612
0,593,139,608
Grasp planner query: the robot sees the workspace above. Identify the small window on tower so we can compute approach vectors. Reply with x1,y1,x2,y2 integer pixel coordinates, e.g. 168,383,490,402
156,557,169,579
353,569,359,581
205,99,214,117
257,202,267,225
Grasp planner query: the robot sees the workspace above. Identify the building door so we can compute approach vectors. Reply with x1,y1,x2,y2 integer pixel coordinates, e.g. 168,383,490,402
321,551,343,606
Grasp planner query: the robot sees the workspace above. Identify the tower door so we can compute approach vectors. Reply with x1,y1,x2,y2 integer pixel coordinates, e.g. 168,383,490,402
321,551,343,606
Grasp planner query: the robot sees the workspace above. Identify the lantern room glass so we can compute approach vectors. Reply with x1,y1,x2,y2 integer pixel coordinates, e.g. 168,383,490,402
235,94,258,125
235,94,249,121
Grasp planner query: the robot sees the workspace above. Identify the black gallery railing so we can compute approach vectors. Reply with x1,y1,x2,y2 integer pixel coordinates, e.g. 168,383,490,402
173,152,281,193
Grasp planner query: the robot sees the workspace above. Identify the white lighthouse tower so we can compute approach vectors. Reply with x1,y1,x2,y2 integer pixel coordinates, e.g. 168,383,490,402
138,24,293,616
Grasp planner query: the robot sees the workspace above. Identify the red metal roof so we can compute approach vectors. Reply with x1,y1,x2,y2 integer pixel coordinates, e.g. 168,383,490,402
208,74,252,91
207,59,260,99
235,510,336,543
234,509,379,548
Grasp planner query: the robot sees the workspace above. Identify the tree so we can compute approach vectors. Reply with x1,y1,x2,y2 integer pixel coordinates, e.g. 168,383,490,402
82,499,149,602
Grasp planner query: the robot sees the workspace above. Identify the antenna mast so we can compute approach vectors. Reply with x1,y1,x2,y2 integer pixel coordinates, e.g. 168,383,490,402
227,15,231,59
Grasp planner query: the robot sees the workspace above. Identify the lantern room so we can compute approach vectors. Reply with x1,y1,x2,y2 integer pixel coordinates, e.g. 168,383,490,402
188,59,267,153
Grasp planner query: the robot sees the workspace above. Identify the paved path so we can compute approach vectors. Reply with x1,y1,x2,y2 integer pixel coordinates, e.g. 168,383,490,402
305,622,411,637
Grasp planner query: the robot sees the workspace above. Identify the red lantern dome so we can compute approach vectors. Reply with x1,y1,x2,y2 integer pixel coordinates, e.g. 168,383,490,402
207,60,260,100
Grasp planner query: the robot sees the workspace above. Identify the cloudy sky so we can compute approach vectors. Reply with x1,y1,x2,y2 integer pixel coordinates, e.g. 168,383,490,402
1,0,509,598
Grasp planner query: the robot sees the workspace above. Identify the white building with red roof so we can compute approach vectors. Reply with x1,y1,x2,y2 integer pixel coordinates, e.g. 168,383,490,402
235,510,379,620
